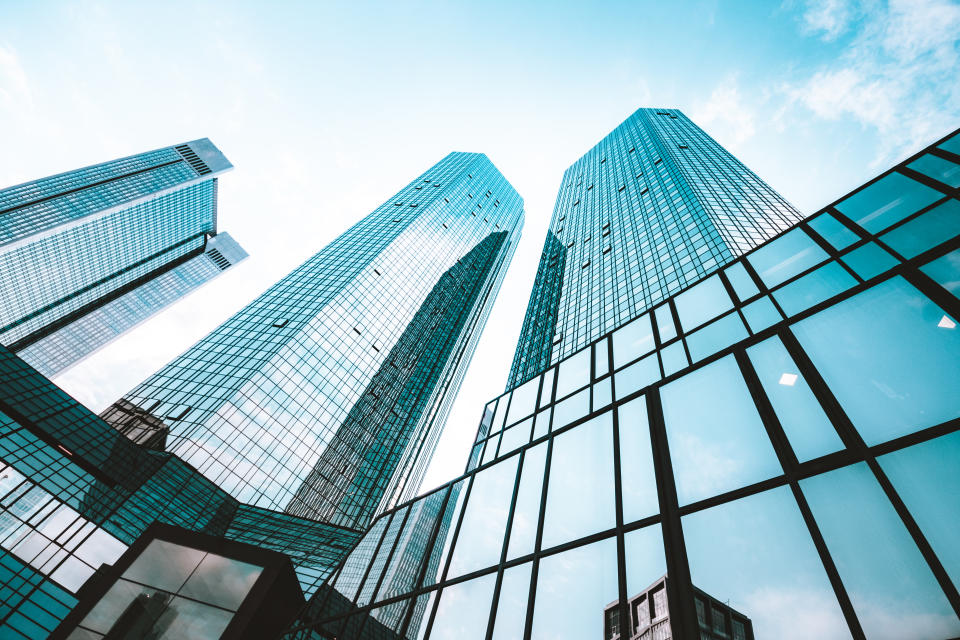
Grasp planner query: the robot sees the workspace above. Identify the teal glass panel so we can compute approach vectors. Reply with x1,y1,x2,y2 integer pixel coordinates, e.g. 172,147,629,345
614,353,660,399
939,132,960,155
430,573,497,640
556,349,591,399
618,397,659,523
792,276,960,445
506,442,546,560
661,355,781,505
492,396,509,435
724,262,760,301
684,486,850,639
908,153,960,188
551,388,590,429
741,296,782,333
674,275,734,332
841,242,899,280
624,524,666,597
802,463,960,638
481,433,500,466
659,340,688,376
529,537,618,640
532,408,550,440
879,431,960,589
654,304,677,342
772,262,857,316
491,562,532,640
880,199,960,259
423,481,468,588
809,212,859,250
747,336,844,461
593,377,612,410
506,376,540,426
612,314,655,369
498,418,531,459
539,368,554,408
748,228,829,288
595,339,609,378
920,247,960,297
542,412,615,548
685,313,748,362
835,172,942,233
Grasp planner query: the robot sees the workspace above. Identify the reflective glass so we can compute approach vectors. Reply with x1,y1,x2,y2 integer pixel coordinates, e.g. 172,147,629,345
674,275,734,332
809,213,859,250
529,537,618,640
741,296,782,333
430,573,496,640
802,463,960,638
661,355,782,505
841,242,898,280
551,388,590,429
835,172,943,233
618,397,659,523
423,482,468,588
920,247,960,297
908,153,960,188
447,455,519,578
121,540,204,593
654,304,677,342
332,517,388,600
158,596,234,639
685,313,748,362
624,524,666,597
614,353,660,399
879,431,960,589
178,552,262,610
507,443,547,560
532,407,551,440
593,376,612,410
684,486,850,639
724,262,760,301
880,199,960,259
939,131,960,155
792,276,960,445
748,228,829,288
659,340,688,376
595,339,609,378
542,412,616,548
612,314,655,369
507,376,540,426
409,591,436,640
481,433,500,467
539,368,555,408
746,336,844,461
492,396,509,435
358,507,408,605
498,418,531,459
490,562,531,640
772,261,857,316
556,349,591,399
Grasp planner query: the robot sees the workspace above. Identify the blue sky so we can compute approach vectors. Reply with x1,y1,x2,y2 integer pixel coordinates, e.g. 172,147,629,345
0,0,957,489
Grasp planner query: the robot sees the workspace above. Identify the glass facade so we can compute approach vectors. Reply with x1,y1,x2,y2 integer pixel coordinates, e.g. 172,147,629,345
508,108,804,388
285,128,960,639
0,139,241,377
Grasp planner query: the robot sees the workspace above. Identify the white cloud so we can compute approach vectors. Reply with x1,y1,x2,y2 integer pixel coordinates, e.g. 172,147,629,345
799,0,857,40
0,43,31,107
690,77,757,150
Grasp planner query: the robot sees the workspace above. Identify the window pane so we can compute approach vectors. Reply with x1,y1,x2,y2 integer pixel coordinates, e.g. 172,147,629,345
746,336,844,461
507,376,540,426
674,274,734,332
792,276,960,445
742,296,782,333
802,463,960,638
121,540,204,593
835,172,943,233
908,153,960,188
879,431,960,589
772,261,857,317
686,313,748,362
492,396,509,434
447,456,519,578
539,368,555,408
624,524,666,597
661,355,782,505
654,304,677,342
748,228,829,288
423,481,467,588
841,242,898,280
530,537,618,640
551,388,589,429
880,199,960,259
614,353,660,399
380,491,447,600
920,247,960,297
593,376,612,410
595,339,609,378
491,562,531,640
725,262,760,301
659,340,688,376
618,397,659,523
332,517,388,602
408,591,436,640
430,573,496,640
358,506,408,605
809,212,859,250
684,486,850,639
532,407,550,440
179,552,262,610
556,349,591,399
498,418,532,459
612,314,655,369
542,412,615,548
507,443,547,560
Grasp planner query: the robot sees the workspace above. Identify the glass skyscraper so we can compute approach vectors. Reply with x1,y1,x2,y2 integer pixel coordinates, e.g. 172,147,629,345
508,108,804,388
287,122,960,640
0,139,244,377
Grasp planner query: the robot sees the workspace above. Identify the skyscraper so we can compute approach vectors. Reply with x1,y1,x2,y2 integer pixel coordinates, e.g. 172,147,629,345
0,139,244,377
508,108,804,387
286,122,960,640
102,151,523,529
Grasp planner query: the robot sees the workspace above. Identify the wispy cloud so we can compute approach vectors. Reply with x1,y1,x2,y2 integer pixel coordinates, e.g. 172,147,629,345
690,76,757,150
797,0,858,40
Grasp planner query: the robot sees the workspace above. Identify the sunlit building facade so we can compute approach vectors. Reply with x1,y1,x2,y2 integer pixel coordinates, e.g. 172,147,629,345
0,139,240,377
286,127,960,639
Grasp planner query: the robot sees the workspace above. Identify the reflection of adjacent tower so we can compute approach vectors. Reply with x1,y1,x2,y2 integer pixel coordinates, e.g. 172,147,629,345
603,575,754,640
285,232,508,528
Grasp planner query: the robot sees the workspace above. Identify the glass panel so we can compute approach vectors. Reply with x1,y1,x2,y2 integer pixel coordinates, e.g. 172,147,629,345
556,349,591,399
492,396,509,435
772,261,857,316
530,537,618,640
746,336,844,461
659,340,688,376
121,539,204,593
654,304,677,342
880,199,960,259
408,591,436,640
358,506,409,605
380,491,447,600
809,212,859,250
539,368,555,408
551,388,590,429
498,418,531,458
532,407,550,440
908,153,960,188
430,573,496,640
79,579,156,634
542,412,616,548
624,524,667,598
939,131,960,155
157,596,234,639
724,262,760,301
491,562,532,640
792,276,960,445
661,355,782,505
447,455,519,578
841,242,898,280
369,600,409,636
481,432,500,466
674,275,734,332
920,247,960,297
423,481,467,588
593,377,612,410
742,296,782,333
835,172,943,233
507,443,547,560
684,486,850,639
612,313,655,369
802,463,960,638
614,353,660,399
748,228,829,288
332,517,388,601
178,552,262,610
618,397,659,524
507,376,540,426
879,431,960,589
686,313,748,362
595,339,609,378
